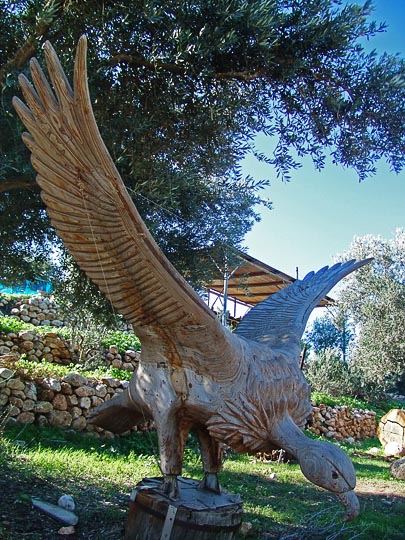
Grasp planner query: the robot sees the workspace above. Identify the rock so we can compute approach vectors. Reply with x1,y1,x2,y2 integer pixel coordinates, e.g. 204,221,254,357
58,495,75,511
17,411,35,424
101,377,121,388
75,385,95,397
71,406,82,420
52,394,68,411
19,331,36,341
91,396,104,408
21,341,35,351
58,526,75,535
72,416,87,431
48,410,72,428
61,382,73,395
63,373,88,387
45,378,62,392
112,358,123,369
95,384,107,398
24,382,37,400
0,367,14,379
35,401,54,414
390,457,405,480
383,442,405,457
9,396,24,408
7,378,25,391
79,396,91,410
240,522,253,536
22,399,35,411
66,394,79,407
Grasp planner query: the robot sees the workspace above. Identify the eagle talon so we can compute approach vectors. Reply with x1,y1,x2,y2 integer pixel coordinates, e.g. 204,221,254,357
160,475,179,499
198,472,221,494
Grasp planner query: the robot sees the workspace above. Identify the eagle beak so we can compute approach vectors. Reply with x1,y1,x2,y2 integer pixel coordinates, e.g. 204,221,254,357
336,490,360,521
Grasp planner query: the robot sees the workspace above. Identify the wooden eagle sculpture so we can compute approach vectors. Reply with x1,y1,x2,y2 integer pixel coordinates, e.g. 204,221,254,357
13,36,370,521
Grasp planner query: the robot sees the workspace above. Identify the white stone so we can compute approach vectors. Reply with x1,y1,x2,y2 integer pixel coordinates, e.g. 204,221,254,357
58,495,75,511
0,367,14,379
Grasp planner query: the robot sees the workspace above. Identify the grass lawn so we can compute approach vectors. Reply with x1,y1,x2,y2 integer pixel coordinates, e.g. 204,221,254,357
0,423,404,539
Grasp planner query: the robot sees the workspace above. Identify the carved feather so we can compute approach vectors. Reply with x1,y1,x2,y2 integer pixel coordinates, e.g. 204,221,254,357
235,259,373,357
13,36,241,380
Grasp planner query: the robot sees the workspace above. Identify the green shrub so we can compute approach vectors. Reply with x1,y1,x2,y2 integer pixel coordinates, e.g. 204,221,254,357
304,349,361,397
101,330,141,353
13,356,132,381
0,316,30,333
0,316,71,338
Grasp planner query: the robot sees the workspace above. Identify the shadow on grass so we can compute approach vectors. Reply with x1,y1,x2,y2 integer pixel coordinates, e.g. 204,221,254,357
2,424,404,540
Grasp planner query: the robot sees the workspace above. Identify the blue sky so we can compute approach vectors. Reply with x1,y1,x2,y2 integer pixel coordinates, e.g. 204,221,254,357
241,0,404,280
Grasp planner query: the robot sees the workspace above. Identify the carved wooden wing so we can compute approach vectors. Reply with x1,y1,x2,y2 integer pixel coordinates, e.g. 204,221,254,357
235,259,372,358
13,36,241,379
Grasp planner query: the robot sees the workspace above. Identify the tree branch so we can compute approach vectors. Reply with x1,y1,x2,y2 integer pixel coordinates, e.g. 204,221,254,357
109,53,268,81
0,1,68,86
0,176,38,193
109,54,185,75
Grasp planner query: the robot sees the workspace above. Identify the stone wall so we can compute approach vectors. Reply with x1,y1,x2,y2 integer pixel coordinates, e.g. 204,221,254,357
0,366,150,437
0,328,140,371
0,293,133,333
309,403,377,441
0,295,67,327
0,363,377,441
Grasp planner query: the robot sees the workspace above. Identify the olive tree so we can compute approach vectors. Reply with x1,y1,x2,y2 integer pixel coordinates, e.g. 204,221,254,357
1,1,404,297
338,230,405,395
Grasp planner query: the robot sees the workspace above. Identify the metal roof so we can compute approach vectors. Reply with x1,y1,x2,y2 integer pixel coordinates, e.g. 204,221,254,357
206,250,331,309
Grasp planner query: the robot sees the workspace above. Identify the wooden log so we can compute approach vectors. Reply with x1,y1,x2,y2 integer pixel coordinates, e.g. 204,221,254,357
125,477,242,540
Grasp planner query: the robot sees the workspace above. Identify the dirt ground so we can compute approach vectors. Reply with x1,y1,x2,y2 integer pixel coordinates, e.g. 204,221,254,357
0,462,127,540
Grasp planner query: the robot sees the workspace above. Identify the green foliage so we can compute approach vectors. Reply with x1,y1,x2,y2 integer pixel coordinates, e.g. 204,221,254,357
14,357,77,379
101,331,141,353
1,0,405,306
305,310,353,361
0,315,71,339
0,315,28,333
13,357,132,381
304,349,361,398
337,230,405,395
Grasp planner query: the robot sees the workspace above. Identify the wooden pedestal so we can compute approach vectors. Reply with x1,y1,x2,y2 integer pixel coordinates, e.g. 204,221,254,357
125,477,242,540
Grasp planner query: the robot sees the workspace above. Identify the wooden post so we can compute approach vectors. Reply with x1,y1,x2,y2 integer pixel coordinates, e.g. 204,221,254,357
125,477,242,540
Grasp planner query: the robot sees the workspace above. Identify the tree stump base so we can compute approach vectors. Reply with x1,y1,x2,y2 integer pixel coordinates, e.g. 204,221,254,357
125,477,242,540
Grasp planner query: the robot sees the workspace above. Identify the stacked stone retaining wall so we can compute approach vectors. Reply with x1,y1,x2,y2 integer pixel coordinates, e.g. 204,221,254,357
0,295,67,327
0,366,151,437
0,329,140,371
0,364,377,441
0,293,133,332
